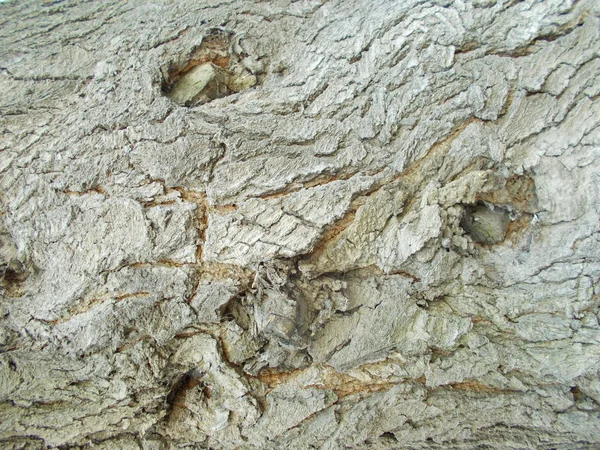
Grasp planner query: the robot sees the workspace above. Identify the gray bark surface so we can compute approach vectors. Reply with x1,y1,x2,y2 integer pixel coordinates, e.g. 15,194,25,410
1,0,600,448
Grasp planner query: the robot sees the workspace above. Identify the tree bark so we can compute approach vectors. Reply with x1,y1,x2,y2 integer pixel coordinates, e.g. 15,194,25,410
1,0,600,448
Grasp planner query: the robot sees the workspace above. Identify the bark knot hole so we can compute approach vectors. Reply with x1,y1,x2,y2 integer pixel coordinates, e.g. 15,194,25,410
0,231,28,297
161,29,260,106
460,202,511,245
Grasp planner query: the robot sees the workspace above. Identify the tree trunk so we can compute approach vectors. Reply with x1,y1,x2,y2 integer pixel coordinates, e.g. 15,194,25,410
1,0,600,448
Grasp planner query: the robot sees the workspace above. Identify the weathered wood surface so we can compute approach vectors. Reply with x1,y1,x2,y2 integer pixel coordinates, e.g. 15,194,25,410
1,0,599,448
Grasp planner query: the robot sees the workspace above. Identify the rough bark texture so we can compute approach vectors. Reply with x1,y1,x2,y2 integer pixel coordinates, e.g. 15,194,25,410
1,0,600,448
